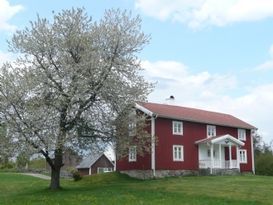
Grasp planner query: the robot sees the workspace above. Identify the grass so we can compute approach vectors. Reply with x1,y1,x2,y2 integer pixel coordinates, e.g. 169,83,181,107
0,172,273,205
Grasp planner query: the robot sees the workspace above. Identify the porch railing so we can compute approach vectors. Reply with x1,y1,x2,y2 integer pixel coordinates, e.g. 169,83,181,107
199,160,239,169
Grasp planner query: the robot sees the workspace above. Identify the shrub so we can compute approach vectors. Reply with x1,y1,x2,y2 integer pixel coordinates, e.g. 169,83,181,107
0,162,15,170
68,167,82,181
255,153,273,176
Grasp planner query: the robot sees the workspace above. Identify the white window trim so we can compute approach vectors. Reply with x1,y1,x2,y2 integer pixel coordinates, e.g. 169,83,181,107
172,121,183,135
128,121,137,136
97,167,113,173
239,149,247,164
173,145,184,161
129,146,137,162
238,129,246,141
128,110,137,136
207,125,216,138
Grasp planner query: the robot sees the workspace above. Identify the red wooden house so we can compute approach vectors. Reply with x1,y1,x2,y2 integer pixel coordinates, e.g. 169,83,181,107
116,102,256,178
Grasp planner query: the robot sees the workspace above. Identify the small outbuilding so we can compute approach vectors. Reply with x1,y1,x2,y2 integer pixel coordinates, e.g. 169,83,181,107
76,153,114,176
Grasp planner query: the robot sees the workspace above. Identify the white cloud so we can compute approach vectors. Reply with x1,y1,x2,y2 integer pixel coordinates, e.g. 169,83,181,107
0,0,23,31
135,0,273,28
142,60,237,97
255,44,273,71
143,60,273,143
255,60,273,71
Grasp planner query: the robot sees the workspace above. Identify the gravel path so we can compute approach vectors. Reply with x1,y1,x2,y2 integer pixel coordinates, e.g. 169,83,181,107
22,173,51,180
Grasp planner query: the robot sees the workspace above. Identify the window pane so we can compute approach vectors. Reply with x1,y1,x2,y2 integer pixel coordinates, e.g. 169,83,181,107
129,146,137,162
173,145,183,161
207,125,216,137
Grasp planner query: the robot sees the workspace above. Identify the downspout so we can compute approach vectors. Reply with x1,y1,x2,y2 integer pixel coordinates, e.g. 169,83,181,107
251,129,256,174
151,114,157,177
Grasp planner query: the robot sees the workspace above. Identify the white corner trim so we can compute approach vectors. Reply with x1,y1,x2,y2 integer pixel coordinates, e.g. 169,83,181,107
135,103,154,116
89,167,91,175
251,130,255,174
151,117,156,177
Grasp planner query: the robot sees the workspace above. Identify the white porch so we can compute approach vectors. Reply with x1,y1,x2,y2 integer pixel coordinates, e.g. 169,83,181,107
199,159,239,169
196,134,245,174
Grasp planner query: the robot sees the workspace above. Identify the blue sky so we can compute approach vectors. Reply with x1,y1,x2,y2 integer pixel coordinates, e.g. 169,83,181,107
1,0,273,143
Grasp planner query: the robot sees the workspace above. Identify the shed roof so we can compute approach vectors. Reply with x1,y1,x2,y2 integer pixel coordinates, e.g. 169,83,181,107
137,102,256,130
76,153,113,169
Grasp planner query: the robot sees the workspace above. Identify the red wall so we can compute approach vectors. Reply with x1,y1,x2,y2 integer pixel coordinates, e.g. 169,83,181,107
240,129,253,172
155,118,204,170
117,117,253,173
116,120,152,171
116,154,151,170
216,125,253,172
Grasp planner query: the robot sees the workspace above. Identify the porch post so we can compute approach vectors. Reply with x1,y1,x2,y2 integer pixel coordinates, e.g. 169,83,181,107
210,143,214,174
236,145,240,171
219,144,222,168
229,144,232,169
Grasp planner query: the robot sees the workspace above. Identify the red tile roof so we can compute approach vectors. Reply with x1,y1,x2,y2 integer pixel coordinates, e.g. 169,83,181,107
137,102,255,129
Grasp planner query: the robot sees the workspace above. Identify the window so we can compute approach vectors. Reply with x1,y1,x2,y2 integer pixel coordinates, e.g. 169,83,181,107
238,129,246,141
207,125,216,137
97,167,113,174
239,149,247,163
128,121,136,136
173,145,184,161
207,149,216,158
128,110,137,136
129,146,137,162
172,121,183,135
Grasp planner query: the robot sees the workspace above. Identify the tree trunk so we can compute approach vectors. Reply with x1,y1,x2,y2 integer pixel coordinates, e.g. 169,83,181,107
50,166,61,189
49,148,63,190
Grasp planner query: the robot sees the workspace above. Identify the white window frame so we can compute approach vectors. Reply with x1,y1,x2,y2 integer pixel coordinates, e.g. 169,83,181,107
239,149,247,164
207,149,216,158
128,110,137,136
172,121,183,135
207,125,216,138
128,121,137,136
128,146,137,162
173,145,184,161
238,129,246,141
97,167,113,174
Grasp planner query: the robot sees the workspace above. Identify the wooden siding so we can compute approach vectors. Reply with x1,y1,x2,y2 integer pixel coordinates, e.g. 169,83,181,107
78,168,89,176
117,116,253,173
116,154,151,170
91,155,114,174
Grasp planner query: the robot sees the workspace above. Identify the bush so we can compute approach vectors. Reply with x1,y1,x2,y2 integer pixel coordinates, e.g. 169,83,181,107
255,153,273,175
0,162,15,170
68,167,82,181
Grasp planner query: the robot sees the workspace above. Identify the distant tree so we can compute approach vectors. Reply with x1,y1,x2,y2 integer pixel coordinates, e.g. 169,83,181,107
0,123,15,166
254,134,273,175
0,8,152,189
16,150,30,169
255,152,273,176
253,133,263,157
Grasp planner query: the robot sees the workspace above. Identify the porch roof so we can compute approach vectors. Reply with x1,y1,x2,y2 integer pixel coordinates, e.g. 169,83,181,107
195,134,245,146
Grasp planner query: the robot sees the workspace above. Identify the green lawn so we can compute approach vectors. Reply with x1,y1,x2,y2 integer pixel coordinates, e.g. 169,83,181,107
0,172,273,205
